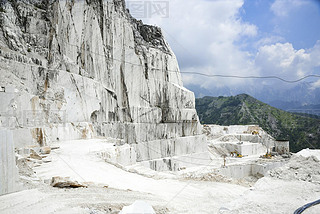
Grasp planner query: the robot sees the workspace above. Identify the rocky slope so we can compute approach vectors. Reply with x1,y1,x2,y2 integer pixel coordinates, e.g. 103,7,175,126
195,94,320,152
0,0,207,186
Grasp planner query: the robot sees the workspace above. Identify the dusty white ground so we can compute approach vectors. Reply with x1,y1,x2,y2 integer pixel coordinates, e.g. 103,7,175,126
0,139,247,214
1,139,320,214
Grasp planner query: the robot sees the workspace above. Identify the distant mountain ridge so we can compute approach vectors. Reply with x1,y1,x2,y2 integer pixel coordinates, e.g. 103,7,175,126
187,82,320,113
195,94,320,152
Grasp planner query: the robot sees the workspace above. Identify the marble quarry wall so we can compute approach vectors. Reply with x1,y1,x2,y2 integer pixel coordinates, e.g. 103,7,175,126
218,161,285,179
0,129,21,195
0,0,207,181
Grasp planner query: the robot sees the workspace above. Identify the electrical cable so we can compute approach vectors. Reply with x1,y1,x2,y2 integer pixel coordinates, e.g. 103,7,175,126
19,10,320,84
63,42,320,83
294,199,320,214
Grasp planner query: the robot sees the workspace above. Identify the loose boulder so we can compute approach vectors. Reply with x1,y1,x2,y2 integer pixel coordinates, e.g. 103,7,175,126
51,176,87,188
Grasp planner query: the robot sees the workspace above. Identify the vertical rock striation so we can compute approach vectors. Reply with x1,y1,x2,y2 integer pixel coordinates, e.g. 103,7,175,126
0,0,208,171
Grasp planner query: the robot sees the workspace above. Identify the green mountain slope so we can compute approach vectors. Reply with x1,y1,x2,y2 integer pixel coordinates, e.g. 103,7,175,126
195,94,320,152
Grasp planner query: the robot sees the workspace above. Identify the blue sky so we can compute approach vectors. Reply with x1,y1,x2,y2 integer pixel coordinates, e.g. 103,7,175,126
126,0,320,103
241,0,320,50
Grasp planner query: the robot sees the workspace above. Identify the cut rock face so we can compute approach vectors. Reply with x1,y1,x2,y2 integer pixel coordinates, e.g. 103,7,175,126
0,0,208,171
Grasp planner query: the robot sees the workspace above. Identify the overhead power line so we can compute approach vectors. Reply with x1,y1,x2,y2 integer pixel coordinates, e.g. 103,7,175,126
64,42,320,84
20,2,319,84
179,72,320,83
6,32,319,84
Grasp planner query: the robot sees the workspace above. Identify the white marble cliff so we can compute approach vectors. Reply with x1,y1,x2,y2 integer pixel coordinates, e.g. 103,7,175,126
0,0,208,187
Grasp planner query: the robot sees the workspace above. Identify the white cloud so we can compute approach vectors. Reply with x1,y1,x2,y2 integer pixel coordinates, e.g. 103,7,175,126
271,0,309,17
255,35,285,48
255,41,320,85
311,80,320,90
